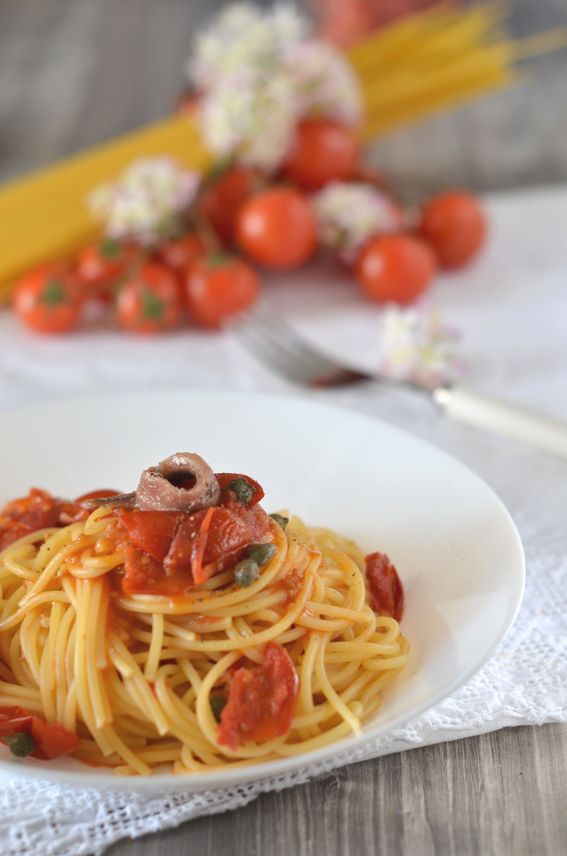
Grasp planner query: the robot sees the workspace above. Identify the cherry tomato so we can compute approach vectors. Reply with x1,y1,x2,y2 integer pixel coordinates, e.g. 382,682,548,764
0,706,81,760
116,261,181,334
355,234,436,305
365,552,404,621
418,190,487,270
158,233,206,272
218,642,299,749
201,166,259,247
13,265,83,334
185,255,259,328
283,118,359,191
75,240,138,299
236,188,317,269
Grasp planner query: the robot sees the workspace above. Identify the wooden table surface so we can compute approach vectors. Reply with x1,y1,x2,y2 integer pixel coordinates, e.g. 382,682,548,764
1,2,566,855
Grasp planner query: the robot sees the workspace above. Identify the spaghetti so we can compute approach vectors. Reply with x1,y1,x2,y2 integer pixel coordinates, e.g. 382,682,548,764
0,454,408,776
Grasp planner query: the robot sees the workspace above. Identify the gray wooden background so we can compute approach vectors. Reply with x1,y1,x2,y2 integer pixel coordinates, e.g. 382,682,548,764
1,1,566,855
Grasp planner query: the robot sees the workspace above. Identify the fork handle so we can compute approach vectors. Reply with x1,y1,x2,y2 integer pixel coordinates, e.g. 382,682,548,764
432,384,567,460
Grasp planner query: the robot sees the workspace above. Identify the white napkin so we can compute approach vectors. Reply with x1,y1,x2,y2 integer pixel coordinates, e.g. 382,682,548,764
0,187,566,856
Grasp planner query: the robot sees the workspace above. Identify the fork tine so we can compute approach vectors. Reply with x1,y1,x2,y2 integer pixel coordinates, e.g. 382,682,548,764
234,308,341,376
233,318,320,383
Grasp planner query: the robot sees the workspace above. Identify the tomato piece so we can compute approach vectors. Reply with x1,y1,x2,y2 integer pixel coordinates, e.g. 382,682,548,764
116,261,181,334
236,188,317,270
13,264,83,335
201,166,259,247
418,190,487,270
0,522,30,551
122,545,190,596
185,255,259,329
0,488,63,550
355,234,436,305
365,552,404,621
158,233,206,272
283,119,359,191
75,240,138,299
0,706,80,760
116,509,183,561
218,642,299,749
216,473,265,506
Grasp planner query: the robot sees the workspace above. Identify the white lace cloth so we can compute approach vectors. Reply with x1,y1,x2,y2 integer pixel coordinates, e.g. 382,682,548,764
0,187,566,855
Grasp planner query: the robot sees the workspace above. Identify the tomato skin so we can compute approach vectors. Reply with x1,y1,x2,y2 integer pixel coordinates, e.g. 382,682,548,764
13,265,83,334
365,552,404,621
218,642,299,749
283,119,359,191
158,233,206,272
201,166,259,247
0,489,61,550
116,509,183,561
355,234,436,305
216,473,265,506
236,188,317,270
76,240,138,298
418,190,487,270
185,256,259,328
0,706,80,760
116,261,181,334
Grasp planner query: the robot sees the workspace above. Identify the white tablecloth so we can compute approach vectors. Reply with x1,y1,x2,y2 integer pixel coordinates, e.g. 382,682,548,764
0,186,566,856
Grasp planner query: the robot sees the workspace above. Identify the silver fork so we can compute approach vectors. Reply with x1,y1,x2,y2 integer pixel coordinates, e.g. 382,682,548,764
230,306,567,460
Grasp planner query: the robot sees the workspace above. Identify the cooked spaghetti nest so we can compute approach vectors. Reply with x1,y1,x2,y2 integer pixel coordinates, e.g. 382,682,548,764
0,507,409,775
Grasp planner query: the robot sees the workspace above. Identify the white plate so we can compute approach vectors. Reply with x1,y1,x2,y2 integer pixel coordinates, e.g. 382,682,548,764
0,390,524,792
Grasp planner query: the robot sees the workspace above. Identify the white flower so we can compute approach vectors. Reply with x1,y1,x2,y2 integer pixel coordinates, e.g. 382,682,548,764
284,40,362,126
380,307,462,387
199,69,298,172
188,3,308,90
88,157,200,245
313,182,400,261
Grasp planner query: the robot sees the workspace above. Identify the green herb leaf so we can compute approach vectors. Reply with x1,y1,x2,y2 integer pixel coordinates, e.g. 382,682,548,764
209,693,227,723
229,477,254,506
269,513,289,531
247,543,276,566
6,732,36,758
234,558,260,587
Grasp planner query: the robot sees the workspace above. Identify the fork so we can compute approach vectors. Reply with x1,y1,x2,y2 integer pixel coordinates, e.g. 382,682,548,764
230,307,567,460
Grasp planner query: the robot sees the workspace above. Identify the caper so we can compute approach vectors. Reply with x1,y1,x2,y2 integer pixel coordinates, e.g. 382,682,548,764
229,477,254,506
269,513,289,530
209,693,227,723
234,558,260,587
7,732,36,758
247,543,276,566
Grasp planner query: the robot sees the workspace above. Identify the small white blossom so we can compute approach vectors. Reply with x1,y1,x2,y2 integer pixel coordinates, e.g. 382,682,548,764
380,307,462,387
188,3,308,90
199,69,298,172
313,182,400,261
284,40,362,127
88,157,200,246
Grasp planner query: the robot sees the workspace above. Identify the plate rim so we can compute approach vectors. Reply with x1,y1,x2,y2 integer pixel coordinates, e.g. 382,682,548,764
0,389,525,791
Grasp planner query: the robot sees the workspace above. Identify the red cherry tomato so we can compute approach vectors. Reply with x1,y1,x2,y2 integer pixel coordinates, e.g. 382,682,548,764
418,190,487,270
158,233,206,272
283,118,359,191
355,234,436,305
75,240,138,299
365,552,404,621
0,706,81,760
185,255,259,328
201,166,259,246
13,265,83,334
236,188,317,269
218,642,299,749
116,261,181,334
